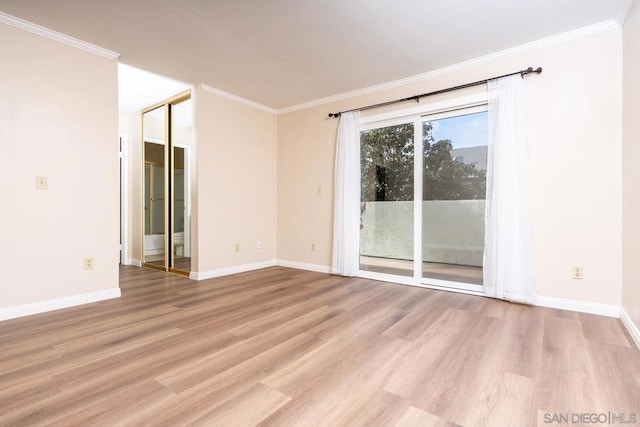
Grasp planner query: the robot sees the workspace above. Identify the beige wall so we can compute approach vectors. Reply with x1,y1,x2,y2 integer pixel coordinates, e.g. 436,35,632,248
0,23,119,308
622,2,640,331
0,14,629,317
194,88,278,273
278,29,623,305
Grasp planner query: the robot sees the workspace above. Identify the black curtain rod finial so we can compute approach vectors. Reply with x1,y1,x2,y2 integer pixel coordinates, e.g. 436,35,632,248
521,66,543,76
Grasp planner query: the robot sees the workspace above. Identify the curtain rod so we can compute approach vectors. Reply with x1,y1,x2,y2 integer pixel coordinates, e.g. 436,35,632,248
327,66,542,118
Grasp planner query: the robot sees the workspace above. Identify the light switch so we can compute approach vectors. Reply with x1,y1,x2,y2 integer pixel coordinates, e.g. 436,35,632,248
36,176,48,189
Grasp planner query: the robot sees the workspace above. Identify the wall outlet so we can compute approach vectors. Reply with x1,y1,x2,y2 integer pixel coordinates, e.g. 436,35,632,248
311,243,316,252
257,240,263,250
84,257,94,270
572,266,583,280
234,243,240,252
36,176,48,189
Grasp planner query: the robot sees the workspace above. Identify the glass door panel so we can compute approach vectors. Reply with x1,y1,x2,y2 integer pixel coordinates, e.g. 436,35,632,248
359,123,414,277
142,106,166,269
169,98,192,274
421,111,487,286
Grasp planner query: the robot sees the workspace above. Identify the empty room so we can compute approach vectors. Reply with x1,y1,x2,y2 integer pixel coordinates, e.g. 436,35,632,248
1,0,639,425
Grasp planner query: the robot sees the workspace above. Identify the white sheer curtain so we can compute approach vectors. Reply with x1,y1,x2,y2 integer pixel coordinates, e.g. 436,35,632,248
332,111,361,276
484,75,535,303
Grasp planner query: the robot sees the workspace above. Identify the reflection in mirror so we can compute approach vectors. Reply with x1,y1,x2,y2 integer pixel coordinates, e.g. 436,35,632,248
170,98,192,273
142,106,166,269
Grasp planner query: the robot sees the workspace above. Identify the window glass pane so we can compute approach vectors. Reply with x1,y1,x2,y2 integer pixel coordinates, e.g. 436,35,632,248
360,123,414,277
422,111,487,285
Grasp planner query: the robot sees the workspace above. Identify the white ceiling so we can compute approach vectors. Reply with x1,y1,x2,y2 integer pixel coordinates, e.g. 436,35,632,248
118,63,191,112
0,0,632,109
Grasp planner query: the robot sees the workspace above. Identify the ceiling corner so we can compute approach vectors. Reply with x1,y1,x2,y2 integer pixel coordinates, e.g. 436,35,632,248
198,84,278,115
616,0,634,26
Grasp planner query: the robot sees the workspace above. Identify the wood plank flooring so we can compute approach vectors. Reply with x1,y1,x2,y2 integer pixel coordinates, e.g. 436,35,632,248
1,266,638,426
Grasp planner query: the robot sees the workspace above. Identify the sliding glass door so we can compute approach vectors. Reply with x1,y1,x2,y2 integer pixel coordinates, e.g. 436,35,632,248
359,123,414,277
421,111,487,289
359,103,488,291
142,106,167,269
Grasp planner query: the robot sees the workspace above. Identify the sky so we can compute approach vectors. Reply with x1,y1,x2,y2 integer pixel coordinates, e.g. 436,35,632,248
428,111,488,149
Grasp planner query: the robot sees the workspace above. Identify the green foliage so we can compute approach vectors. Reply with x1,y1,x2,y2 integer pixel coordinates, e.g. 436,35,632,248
360,122,486,202
361,123,416,202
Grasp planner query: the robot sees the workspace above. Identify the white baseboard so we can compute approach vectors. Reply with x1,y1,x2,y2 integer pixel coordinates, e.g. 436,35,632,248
130,259,142,267
0,288,121,322
620,307,640,350
535,295,620,318
190,260,278,281
276,260,333,274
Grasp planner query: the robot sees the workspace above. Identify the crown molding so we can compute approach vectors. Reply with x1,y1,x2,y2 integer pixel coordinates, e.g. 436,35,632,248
277,19,620,115
0,11,119,59
199,84,278,115
616,0,633,26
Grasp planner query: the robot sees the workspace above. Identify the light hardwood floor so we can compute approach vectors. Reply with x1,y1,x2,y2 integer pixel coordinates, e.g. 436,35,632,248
0,266,638,426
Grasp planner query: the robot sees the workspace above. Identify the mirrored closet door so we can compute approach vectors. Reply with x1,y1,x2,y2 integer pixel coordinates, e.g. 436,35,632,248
142,91,192,275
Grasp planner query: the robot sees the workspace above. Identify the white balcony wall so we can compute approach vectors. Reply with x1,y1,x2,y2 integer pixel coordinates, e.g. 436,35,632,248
360,200,485,266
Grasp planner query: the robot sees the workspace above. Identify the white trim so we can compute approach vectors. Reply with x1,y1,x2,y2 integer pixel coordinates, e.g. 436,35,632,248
199,84,278,115
421,277,484,293
358,270,484,297
190,260,278,280
358,269,484,295
0,288,121,322
413,120,423,283
620,308,640,350
277,20,619,115
119,135,129,266
130,259,142,267
276,260,333,274
616,0,634,26
359,270,421,287
419,281,483,297
0,12,119,59
535,295,620,318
